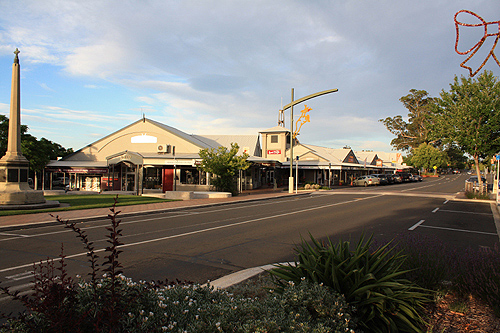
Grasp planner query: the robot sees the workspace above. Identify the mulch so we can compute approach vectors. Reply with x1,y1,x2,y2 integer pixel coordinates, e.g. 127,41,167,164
424,292,500,332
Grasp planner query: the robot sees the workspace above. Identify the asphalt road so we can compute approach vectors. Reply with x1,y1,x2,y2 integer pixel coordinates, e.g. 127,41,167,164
1,173,499,314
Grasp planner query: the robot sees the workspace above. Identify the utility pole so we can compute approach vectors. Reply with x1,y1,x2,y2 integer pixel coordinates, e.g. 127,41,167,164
281,88,338,193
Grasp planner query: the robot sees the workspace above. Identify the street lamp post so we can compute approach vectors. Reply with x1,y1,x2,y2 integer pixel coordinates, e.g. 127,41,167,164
281,88,338,193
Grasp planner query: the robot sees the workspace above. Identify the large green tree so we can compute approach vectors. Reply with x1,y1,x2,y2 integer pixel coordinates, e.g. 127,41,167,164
407,143,449,174
380,89,438,152
434,71,500,186
198,143,250,196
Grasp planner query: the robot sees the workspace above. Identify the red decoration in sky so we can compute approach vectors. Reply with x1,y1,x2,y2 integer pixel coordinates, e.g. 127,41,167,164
454,10,500,77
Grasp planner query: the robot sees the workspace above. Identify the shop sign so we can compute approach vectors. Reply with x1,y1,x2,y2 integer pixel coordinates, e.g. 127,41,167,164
46,168,108,174
267,150,281,155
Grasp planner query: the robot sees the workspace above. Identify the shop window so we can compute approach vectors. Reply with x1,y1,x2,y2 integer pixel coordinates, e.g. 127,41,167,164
180,168,199,184
143,167,162,189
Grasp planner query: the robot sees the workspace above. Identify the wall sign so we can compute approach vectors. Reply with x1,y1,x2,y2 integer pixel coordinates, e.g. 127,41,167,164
267,150,281,155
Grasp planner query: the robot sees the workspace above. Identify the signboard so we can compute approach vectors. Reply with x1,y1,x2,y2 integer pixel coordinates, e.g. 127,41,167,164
267,150,281,155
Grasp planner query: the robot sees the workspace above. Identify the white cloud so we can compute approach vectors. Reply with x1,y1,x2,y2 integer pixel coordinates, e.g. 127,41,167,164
0,0,499,152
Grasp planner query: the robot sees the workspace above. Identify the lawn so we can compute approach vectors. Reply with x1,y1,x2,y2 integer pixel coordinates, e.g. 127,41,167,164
0,194,173,216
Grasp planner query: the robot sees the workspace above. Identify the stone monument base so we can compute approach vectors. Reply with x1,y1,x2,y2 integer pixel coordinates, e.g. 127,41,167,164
0,190,46,205
0,199,60,211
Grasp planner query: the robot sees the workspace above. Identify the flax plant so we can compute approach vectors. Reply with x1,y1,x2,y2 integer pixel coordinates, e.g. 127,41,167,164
271,233,432,333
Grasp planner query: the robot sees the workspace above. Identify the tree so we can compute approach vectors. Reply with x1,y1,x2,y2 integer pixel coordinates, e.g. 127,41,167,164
443,145,468,170
434,71,500,187
407,143,449,174
0,114,28,156
22,136,73,189
380,89,438,151
0,116,73,189
198,143,250,196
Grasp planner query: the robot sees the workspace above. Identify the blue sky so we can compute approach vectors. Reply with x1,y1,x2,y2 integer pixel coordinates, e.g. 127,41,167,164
0,0,499,153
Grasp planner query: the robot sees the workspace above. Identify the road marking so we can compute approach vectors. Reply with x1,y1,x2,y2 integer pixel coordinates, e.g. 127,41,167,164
432,208,439,213
0,196,317,242
6,271,32,281
0,194,384,274
408,220,425,230
444,200,449,204
0,232,29,238
437,209,492,216
418,225,498,236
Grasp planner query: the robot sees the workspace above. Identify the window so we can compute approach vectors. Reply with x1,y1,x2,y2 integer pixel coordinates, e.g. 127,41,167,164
7,169,18,182
270,135,278,143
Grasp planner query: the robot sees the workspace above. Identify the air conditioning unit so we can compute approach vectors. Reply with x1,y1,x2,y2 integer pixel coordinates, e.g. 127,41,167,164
157,144,171,153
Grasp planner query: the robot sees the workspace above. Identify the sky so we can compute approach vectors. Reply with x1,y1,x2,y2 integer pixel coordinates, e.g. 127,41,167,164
0,0,499,154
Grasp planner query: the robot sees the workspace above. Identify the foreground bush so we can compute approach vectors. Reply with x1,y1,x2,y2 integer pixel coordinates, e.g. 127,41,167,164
2,275,353,333
271,234,431,333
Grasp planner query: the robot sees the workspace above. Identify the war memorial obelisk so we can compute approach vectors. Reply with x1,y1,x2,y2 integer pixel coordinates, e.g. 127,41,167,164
0,49,46,205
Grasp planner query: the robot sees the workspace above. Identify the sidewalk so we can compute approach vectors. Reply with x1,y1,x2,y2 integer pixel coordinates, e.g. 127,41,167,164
0,188,298,229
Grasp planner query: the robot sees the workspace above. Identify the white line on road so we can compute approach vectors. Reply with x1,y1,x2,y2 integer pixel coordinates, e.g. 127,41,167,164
432,208,439,213
418,224,498,236
437,209,492,216
0,194,384,274
444,200,449,204
408,220,425,230
0,196,316,242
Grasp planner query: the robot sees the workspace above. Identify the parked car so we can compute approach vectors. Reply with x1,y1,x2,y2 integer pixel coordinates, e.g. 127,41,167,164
353,175,380,187
392,174,402,183
466,176,486,183
385,174,395,184
370,174,389,185
397,172,412,182
412,174,423,181
465,176,487,191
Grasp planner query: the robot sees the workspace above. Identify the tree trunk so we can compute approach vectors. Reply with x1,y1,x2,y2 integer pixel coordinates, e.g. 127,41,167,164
474,154,483,188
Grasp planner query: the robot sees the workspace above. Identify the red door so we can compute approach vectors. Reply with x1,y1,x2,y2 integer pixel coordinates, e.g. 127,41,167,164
163,168,173,192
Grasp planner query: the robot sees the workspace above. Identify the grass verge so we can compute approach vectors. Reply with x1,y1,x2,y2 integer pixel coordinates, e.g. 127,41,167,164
0,194,174,216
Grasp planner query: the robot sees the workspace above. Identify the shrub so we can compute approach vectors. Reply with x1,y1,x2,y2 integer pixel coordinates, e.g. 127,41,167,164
465,191,490,200
270,234,432,333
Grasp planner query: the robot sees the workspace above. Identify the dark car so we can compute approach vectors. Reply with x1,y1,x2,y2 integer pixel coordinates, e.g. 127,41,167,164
371,174,389,185
465,176,487,191
413,174,423,181
397,172,412,182
392,174,402,183
385,174,395,184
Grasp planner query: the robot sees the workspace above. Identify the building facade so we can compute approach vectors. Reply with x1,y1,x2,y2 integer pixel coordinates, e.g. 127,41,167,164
45,118,407,193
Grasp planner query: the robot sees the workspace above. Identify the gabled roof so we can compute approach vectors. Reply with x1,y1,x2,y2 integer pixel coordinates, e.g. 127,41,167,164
194,134,261,156
146,118,215,149
259,126,290,133
354,151,379,165
300,144,359,164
